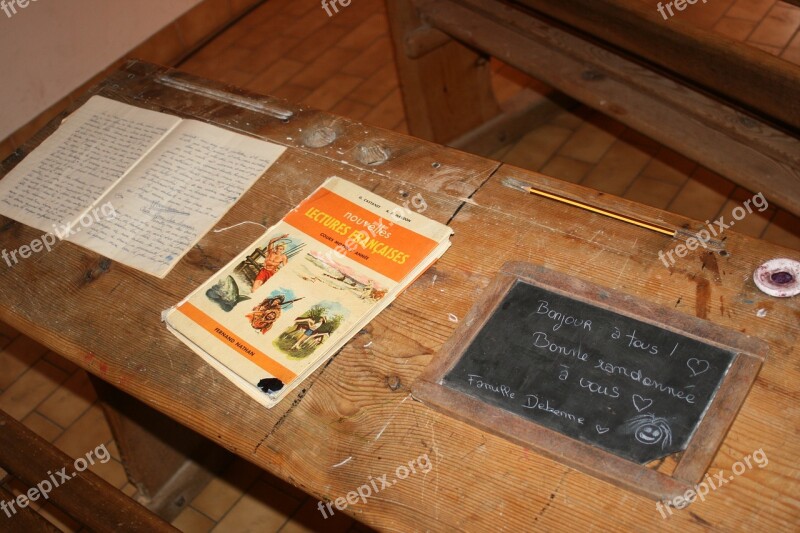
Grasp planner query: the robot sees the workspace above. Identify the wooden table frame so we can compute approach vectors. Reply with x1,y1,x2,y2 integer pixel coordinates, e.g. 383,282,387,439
0,60,798,531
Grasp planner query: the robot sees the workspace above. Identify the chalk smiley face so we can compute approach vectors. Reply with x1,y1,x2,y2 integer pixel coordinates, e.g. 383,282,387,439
626,413,673,449
636,423,663,444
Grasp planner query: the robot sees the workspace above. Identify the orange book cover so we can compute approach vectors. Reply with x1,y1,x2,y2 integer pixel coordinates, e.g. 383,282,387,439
165,177,452,407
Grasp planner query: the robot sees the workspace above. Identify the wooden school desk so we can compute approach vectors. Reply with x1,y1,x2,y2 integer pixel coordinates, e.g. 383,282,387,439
0,60,798,531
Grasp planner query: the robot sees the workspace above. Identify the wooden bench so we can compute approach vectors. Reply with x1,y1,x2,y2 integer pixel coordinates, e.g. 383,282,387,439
387,0,800,216
0,409,176,532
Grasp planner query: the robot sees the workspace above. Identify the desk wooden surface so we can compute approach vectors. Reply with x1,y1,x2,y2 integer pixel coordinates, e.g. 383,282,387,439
1,60,798,531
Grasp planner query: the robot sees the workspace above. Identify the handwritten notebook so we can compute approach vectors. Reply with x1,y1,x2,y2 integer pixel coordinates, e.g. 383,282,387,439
0,96,285,277
165,177,453,408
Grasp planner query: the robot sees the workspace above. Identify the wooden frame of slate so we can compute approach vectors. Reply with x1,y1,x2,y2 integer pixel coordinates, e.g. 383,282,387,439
412,262,767,501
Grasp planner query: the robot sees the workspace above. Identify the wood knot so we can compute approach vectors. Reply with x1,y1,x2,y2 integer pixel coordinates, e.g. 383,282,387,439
188,244,222,272
0,219,16,233
387,376,402,391
83,258,112,284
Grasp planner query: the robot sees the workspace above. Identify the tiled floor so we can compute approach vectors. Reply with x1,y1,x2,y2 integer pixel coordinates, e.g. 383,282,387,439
1,0,799,531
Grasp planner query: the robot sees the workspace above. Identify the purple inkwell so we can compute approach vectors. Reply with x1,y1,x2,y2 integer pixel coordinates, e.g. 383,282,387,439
771,271,794,285
753,258,800,298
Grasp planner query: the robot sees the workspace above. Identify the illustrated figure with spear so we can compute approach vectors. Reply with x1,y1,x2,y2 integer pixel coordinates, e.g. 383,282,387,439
251,233,290,291
246,294,303,334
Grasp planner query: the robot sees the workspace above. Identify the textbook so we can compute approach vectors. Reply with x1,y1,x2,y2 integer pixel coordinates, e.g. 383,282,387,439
165,177,453,407
0,96,285,277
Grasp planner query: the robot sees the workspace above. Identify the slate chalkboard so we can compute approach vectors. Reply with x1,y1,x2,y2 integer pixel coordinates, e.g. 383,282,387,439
414,263,766,499
443,279,736,464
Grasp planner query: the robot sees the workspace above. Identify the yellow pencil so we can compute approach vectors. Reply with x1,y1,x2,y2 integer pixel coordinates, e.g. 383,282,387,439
504,177,676,237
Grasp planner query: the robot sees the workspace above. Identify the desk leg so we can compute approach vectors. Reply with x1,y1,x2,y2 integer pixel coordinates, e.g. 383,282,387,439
89,376,231,521
386,0,500,143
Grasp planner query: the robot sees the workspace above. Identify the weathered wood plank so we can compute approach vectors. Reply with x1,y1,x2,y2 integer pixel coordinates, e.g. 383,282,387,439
385,0,501,143
0,485,61,533
509,0,800,130
0,410,177,532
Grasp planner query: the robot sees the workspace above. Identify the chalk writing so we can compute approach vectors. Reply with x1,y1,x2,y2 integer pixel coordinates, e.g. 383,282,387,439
443,280,736,464
467,375,514,399
579,377,620,398
531,331,589,361
522,394,585,425
594,360,696,404
534,299,592,331
625,329,659,355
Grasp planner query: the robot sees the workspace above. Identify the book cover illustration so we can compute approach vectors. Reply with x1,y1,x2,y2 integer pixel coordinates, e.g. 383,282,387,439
179,225,387,394
274,300,349,358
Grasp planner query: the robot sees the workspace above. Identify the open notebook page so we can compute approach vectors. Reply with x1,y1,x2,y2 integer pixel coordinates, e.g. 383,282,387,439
0,95,181,232
68,118,286,278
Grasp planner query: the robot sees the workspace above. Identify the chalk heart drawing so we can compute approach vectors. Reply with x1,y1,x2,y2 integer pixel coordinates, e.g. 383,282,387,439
687,358,710,377
596,425,610,434
633,394,653,412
